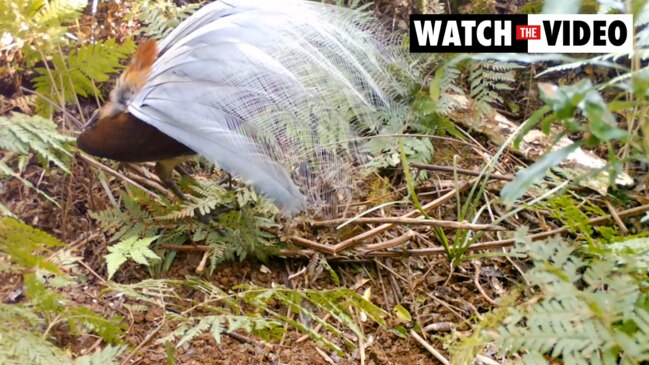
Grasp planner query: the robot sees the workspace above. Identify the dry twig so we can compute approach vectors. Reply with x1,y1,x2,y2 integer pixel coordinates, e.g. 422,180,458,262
330,180,474,253
409,329,449,365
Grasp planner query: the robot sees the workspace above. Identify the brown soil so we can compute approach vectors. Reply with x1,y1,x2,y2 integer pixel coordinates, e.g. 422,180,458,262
1,136,518,364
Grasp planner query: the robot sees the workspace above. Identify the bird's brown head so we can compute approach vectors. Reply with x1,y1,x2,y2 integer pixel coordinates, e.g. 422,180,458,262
96,38,158,122
77,39,194,163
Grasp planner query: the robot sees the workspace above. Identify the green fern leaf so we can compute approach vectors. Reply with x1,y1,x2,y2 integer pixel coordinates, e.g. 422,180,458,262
74,345,126,365
33,38,135,116
105,235,160,279
137,0,200,40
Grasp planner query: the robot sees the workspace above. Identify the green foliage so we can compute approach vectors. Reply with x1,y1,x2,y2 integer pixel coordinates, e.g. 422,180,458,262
2,0,136,116
501,143,580,206
540,80,627,143
542,194,608,240
0,217,65,273
136,0,200,40
106,235,161,279
498,0,649,202
606,236,649,269
495,235,649,364
448,291,520,365
392,56,518,183
0,328,69,364
500,78,632,204
0,327,125,365
468,60,520,113
0,113,74,172
450,226,649,364
92,179,280,276
33,39,136,116
74,345,126,365
0,113,74,205
110,278,387,355
0,0,87,58
0,218,125,363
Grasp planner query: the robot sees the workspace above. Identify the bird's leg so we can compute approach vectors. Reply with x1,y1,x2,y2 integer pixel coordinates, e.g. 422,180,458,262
155,157,211,223
155,159,187,201
174,164,191,178
218,171,233,190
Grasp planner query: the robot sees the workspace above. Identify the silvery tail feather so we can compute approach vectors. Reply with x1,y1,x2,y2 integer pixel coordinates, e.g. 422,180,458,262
127,0,411,215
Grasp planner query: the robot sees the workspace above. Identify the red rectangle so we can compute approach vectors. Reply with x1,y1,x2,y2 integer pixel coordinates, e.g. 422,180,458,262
516,25,541,40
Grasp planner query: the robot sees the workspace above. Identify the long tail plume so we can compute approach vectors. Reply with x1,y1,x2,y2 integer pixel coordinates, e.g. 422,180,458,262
123,1,418,215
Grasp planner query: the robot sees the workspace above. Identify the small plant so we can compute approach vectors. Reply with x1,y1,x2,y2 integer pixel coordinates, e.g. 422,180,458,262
501,79,630,205
32,39,136,116
1,0,136,116
105,235,160,279
0,113,75,209
136,0,200,40
93,179,280,276
497,235,649,364
0,218,126,364
110,278,387,355
450,227,649,364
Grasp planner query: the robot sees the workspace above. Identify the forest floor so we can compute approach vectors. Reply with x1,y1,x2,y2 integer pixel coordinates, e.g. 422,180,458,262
3,136,514,364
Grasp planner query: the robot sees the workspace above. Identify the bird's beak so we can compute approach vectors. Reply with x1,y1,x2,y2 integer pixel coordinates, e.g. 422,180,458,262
86,109,100,128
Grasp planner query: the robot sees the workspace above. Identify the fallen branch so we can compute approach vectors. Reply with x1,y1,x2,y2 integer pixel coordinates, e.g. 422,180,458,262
410,329,449,365
160,204,649,258
331,180,475,254
362,230,418,252
312,217,506,232
410,163,514,181
77,153,160,199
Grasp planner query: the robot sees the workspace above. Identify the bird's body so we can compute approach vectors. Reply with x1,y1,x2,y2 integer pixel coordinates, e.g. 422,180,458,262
78,0,408,215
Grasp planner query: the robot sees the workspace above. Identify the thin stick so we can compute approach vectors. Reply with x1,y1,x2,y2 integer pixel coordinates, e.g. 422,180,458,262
474,203,649,248
195,251,209,274
76,258,106,284
353,203,649,258
313,217,506,231
160,243,327,257
78,153,160,199
422,322,454,333
332,180,474,253
473,260,498,306
123,169,175,200
314,348,337,365
225,331,271,348
362,230,417,252
605,200,628,234
410,163,514,181
286,234,336,254
160,203,649,259
410,330,449,365
120,319,166,365
20,87,84,129
264,228,336,254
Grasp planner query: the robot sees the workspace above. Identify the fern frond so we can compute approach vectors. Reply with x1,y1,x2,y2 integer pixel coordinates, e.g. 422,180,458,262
137,0,200,40
31,0,87,28
105,235,160,279
111,279,387,356
0,219,125,359
468,60,520,108
0,217,65,274
0,327,73,365
33,39,135,116
74,345,126,365
0,113,73,172
492,234,649,364
0,0,86,58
